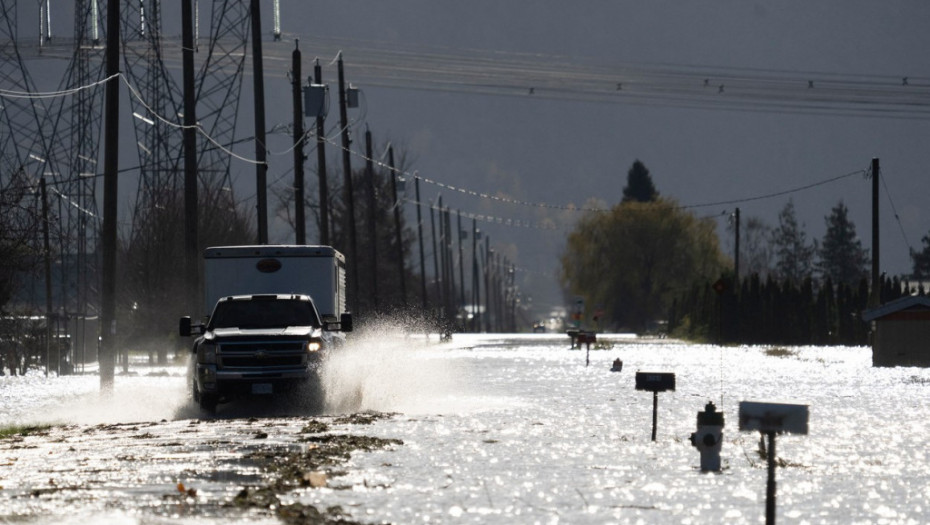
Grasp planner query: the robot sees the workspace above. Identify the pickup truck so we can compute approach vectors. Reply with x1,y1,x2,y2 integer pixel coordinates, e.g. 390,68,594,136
179,293,352,412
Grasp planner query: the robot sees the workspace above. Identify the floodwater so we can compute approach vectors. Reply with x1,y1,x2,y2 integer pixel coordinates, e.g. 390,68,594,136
2,329,929,524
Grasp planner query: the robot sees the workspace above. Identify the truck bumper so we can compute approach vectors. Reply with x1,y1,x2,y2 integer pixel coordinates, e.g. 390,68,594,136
196,364,313,397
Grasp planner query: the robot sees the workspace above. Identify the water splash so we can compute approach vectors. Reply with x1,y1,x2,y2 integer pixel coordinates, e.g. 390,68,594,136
319,317,465,415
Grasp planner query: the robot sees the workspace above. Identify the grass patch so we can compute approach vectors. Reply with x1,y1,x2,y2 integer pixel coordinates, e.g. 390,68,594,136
0,424,52,439
764,347,797,358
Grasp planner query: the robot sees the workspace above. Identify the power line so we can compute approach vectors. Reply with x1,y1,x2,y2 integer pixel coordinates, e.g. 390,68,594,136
878,168,914,255
677,170,866,209
18,36,930,119
6,48,914,248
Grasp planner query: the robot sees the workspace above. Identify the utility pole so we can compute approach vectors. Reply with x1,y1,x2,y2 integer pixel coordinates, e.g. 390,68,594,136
313,59,329,245
484,236,490,332
443,206,454,320
870,157,880,308
471,218,479,332
40,178,52,377
292,41,306,244
734,207,740,286
457,211,465,311
493,251,499,331
509,262,517,332
365,127,378,309
100,0,120,390
438,204,447,318
182,0,199,322
415,176,427,309
337,52,359,311
388,146,407,306
734,207,741,342
250,0,268,244
430,197,440,311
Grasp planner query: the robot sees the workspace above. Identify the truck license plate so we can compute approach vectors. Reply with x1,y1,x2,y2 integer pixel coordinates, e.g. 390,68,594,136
251,383,272,395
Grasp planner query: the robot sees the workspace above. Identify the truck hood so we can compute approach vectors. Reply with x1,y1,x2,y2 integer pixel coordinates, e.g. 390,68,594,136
206,326,321,339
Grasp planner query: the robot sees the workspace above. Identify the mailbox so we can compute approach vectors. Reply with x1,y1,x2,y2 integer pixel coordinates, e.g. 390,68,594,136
635,372,675,392
576,331,596,344
738,401,809,435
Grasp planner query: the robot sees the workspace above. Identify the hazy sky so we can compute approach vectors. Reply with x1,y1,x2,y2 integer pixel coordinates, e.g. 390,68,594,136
11,1,928,313
246,1,929,309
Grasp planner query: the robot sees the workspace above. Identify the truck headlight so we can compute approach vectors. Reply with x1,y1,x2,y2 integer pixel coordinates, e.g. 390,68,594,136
306,340,321,353
198,343,217,364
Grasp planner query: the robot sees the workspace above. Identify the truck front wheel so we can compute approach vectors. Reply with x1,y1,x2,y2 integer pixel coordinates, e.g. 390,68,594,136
199,392,218,413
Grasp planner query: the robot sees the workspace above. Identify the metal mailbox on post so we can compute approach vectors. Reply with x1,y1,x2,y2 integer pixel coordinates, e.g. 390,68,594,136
738,401,810,525
738,401,808,435
635,372,676,392
635,371,676,441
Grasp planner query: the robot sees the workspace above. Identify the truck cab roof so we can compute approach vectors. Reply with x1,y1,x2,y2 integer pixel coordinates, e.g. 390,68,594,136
218,293,315,302
205,245,342,261
208,294,323,330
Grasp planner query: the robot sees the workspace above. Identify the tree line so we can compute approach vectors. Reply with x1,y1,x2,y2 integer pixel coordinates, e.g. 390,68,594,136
560,160,930,344
669,273,919,346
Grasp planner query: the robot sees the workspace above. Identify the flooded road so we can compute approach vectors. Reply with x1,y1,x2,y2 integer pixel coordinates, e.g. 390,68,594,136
3,331,930,524
1,407,402,524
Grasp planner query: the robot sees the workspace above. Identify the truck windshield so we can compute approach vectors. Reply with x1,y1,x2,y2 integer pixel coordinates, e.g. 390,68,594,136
209,299,321,330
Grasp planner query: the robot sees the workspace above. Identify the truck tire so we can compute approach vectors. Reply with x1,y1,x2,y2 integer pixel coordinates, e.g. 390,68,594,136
199,392,218,413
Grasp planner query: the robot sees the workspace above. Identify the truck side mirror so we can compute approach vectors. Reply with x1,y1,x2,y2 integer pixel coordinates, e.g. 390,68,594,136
340,313,353,333
179,316,192,337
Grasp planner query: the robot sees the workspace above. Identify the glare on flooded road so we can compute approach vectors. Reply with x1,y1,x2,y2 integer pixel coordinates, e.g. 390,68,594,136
2,328,929,524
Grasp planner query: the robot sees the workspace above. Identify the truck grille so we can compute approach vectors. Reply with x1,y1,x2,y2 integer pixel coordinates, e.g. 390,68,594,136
217,340,306,370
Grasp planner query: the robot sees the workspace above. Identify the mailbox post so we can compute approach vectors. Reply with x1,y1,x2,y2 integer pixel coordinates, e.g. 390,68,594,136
738,401,809,525
635,372,675,441
577,331,596,366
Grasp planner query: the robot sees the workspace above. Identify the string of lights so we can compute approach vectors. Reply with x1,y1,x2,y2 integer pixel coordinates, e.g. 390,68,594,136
329,134,873,216
401,197,562,231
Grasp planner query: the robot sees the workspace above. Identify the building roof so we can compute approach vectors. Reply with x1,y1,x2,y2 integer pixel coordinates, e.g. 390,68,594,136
862,295,930,322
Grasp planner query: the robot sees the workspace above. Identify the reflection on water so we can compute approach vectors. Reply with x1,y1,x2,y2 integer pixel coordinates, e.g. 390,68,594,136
2,332,929,523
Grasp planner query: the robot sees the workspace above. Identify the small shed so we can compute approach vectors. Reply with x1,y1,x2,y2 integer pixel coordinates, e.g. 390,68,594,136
862,295,930,367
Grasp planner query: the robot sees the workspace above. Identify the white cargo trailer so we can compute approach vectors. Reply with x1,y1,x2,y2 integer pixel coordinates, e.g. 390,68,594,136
202,245,347,321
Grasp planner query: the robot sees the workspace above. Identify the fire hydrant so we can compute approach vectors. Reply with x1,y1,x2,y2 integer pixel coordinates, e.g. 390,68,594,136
690,401,724,472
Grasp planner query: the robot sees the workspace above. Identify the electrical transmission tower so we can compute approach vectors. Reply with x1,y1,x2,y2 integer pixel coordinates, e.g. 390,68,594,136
119,0,247,243
117,0,248,340
1,0,252,331
1,0,104,326
40,0,106,321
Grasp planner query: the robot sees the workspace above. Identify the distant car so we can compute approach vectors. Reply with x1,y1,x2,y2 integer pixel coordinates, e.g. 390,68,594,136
532,321,546,333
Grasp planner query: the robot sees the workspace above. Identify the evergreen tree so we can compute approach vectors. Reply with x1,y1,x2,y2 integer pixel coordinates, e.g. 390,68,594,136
910,232,930,279
770,200,816,284
818,201,869,286
621,160,658,203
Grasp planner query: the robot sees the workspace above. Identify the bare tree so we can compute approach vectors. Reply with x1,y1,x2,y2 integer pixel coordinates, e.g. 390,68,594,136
727,215,773,280
0,170,40,311
119,177,254,362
